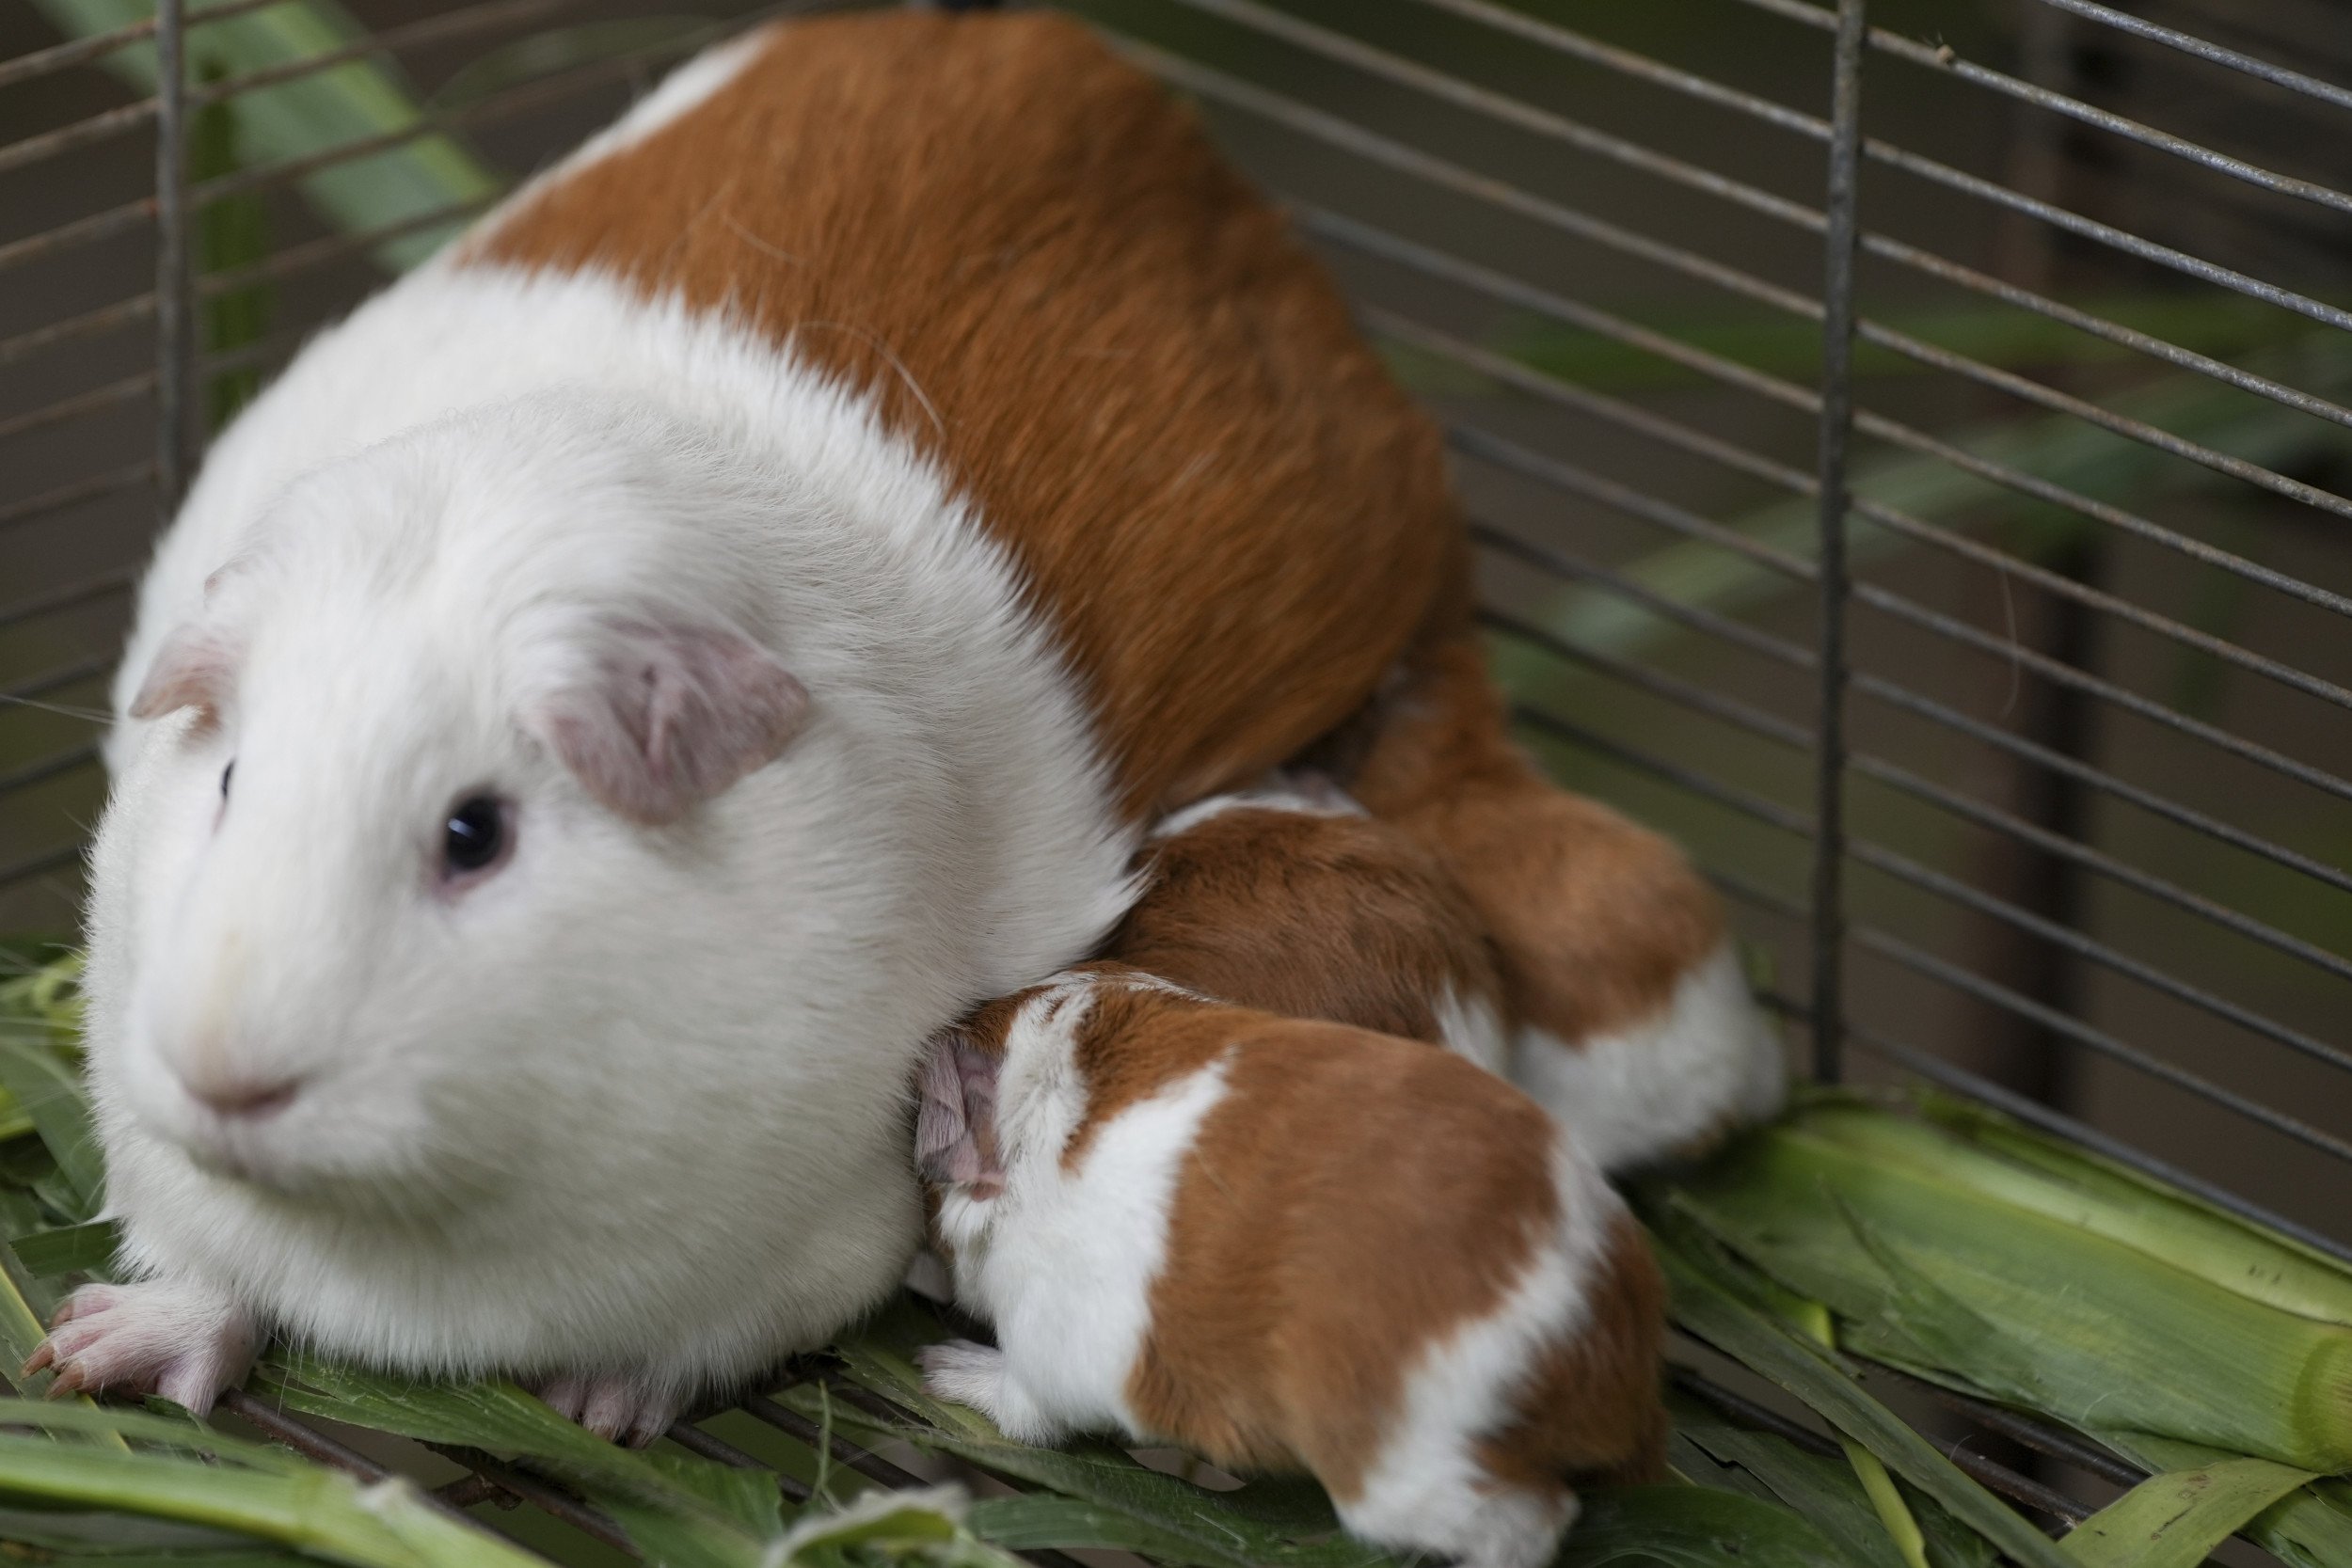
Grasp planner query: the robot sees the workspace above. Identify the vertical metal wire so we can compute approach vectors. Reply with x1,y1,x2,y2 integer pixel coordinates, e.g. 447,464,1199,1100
152,0,195,519
1809,0,1867,1085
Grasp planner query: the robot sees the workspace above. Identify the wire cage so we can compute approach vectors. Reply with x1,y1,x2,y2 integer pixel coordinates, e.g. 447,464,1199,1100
5,0,2352,1556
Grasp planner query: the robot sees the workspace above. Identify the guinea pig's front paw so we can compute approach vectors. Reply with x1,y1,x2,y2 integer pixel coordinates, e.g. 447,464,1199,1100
917,1339,1057,1444
531,1371,682,1448
24,1280,255,1415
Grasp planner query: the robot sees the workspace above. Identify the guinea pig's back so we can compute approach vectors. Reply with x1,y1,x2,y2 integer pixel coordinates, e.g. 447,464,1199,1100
1124,1017,1664,1494
1113,804,1507,1068
461,9,1458,819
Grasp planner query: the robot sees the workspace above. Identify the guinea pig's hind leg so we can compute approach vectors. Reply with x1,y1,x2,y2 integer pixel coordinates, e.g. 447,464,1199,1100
24,1279,254,1415
917,1339,1058,1445
531,1371,683,1448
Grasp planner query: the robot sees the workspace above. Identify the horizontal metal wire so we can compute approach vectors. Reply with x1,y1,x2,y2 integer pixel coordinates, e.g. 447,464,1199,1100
1854,1029,2352,1271
1270,137,2352,634
2030,0,2352,112
0,195,154,277
0,0,594,183
0,0,288,93
1330,249,2352,735
1850,832,2352,1080
0,653,111,710
1852,922,2352,1164
1514,685,2352,1167
1197,61,2352,531
740,1391,928,1491
0,291,157,371
0,843,81,892
0,197,492,439
1508,685,2352,1157
1470,522,1810,668
1495,519,2352,987
1512,702,1813,837
1362,295,2352,805
1396,0,2352,336
0,374,156,448
0,464,152,536
0,567,136,636
1471,495,2352,913
0,96,159,182
1479,531,2352,1075
1859,1360,2147,1492
1726,0,2352,218
1166,0,2352,436
172,0,848,220
0,3,783,281
1481,544,2352,1043
188,0,582,112
0,743,102,802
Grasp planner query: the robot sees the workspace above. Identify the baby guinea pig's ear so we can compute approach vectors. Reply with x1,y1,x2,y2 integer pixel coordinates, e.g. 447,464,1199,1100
914,1031,1004,1198
536,618,809,826
126,623,241,724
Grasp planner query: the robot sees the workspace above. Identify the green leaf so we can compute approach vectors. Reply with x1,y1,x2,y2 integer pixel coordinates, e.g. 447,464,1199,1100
1646,1217,2075,1568
0,1034,103,1219
2062,1458,2314,1568
0,1500,281,1552
781,1485,1028,1568
1660,1114,2352,1470
821,1297,1393,1568
14,1218,122,1277
0,1417,542,1568
1556,1484,1860,1568
251,1356,783,1566
2103,1435,2352,1568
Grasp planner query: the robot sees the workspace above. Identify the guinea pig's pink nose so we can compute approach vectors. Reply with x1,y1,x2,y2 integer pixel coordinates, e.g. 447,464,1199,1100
183,1074,303,1119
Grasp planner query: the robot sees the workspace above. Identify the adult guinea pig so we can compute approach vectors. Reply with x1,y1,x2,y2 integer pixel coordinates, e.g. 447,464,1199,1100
916,968,1667,1568
41,11,1456,1439
1113,779,1509,1070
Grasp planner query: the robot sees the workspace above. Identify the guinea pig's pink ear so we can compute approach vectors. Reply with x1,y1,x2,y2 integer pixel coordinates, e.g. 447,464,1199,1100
540,620,809,825
126,624,238,723
914,1033,1004,1198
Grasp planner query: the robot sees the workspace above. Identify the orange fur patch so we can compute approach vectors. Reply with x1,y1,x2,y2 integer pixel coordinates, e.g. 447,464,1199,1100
1108,808,1502,1045
463,10,1458,819
1348,637,1725,1043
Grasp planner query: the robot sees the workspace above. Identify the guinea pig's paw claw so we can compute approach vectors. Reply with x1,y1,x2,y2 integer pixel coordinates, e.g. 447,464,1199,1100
531,1373,680,1448
24,1280,251,1414
46,1283,118,1329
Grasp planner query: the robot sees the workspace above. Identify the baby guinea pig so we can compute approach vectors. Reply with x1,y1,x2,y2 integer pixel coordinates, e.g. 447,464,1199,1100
1110,779,1509,1072
914,969,1668,1568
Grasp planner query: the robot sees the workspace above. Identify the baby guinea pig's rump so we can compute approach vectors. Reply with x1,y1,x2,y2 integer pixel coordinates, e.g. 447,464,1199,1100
1114,784,1507,1070
916,973,1666,1568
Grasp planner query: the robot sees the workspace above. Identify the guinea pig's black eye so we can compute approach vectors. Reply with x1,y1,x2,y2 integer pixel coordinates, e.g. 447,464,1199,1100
219,761,232,799
441,796,509,877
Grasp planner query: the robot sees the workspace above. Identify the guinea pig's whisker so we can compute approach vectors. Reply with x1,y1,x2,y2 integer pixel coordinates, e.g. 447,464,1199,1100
0,693,110,724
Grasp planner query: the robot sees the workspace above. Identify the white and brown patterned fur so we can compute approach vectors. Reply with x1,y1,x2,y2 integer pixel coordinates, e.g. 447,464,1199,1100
916,972,1666,1568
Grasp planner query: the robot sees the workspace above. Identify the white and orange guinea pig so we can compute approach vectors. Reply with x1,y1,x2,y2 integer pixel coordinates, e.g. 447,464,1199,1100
1104,779,1510,1071
913,969,1667,1568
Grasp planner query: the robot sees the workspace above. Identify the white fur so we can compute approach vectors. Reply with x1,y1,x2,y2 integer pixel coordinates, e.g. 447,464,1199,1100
1431,984,1510,1075
457,26,772,257
83,261,1139,1409
1512,942,1787,1173
1147,783,1362,841
1339,1136,1613,1568
929,976,1229,1442
34,1278,253,1414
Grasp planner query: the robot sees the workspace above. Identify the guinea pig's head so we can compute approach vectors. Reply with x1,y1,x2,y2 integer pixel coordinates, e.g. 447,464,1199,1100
94,397,817,1216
